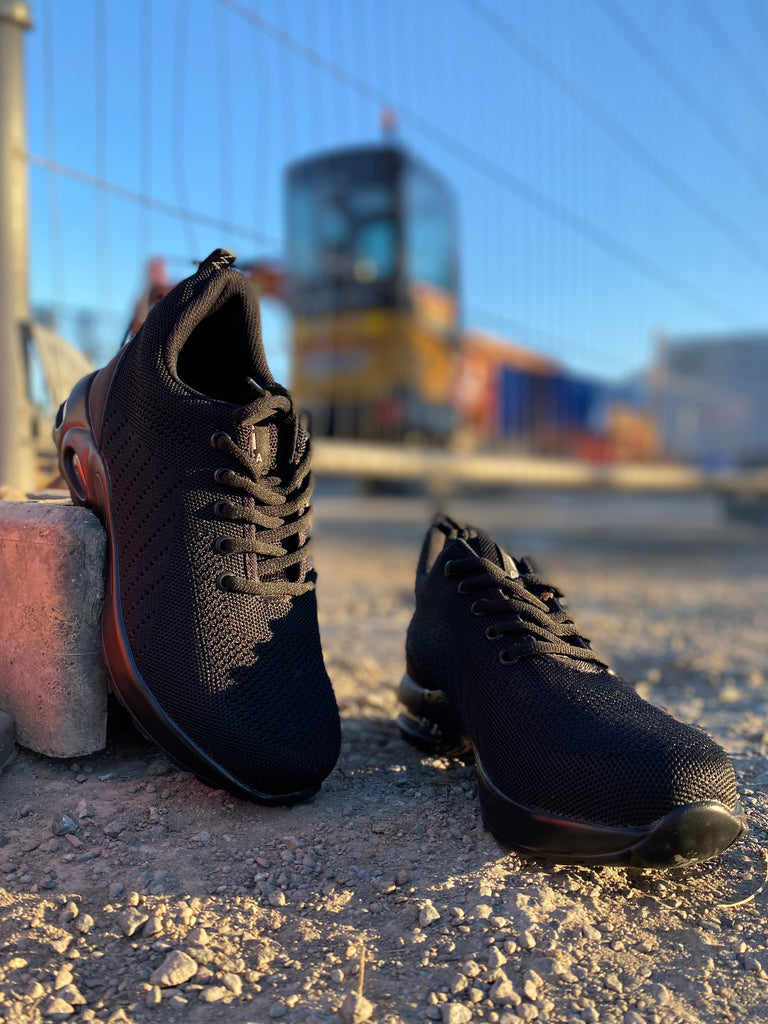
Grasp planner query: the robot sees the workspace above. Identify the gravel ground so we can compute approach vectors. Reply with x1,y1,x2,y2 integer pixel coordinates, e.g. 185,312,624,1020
1,488,767,1024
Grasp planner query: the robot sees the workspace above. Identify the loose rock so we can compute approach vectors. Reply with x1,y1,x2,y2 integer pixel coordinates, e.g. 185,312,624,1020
143,915,163,937
490,977,521,1005
222,973,242,995
117,908,148,937
488,947,507,970
419,902,441,926
338,992,375,1023
441,1004,473,1024
149,950,198,988
623,1014,646,1024
53,967,73,991
50,812,79,837
145,986,162,1008
58,901,79,924
199,986,229,1002
57,985,86,1007
40,996,75,1019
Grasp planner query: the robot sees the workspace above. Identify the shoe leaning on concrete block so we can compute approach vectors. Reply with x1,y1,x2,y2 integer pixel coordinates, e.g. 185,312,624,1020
398,515,747,867
54,249,340,804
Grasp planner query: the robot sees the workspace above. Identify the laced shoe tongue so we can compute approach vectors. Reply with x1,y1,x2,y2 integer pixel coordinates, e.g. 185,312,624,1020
231,379,306,478
458,530,520,577
230,379,312,588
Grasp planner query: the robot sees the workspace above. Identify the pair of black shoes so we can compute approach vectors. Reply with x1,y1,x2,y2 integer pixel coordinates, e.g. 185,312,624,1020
55,251,746,869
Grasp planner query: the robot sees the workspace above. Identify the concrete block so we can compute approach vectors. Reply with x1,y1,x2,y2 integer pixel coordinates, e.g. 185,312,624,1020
0,500,109,757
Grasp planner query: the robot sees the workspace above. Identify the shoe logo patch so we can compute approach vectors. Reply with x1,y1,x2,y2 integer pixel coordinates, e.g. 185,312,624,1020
250,426,265,467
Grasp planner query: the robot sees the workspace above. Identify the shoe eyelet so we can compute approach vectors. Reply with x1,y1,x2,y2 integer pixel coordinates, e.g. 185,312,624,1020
470,601,484,616
484,626,502,641
210,431,231,450
443,560,455,578
214,468,230,486
216,571,238,592
214,536,235,555
456,580,469,594
499,651,520,666
213,500,233,519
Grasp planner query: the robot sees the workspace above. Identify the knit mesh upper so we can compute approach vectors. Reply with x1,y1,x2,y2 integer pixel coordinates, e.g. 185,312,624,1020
94,254,340,794
406,520,738,829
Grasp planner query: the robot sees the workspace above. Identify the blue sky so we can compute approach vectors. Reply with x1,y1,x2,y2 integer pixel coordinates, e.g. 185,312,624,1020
23,0,768,383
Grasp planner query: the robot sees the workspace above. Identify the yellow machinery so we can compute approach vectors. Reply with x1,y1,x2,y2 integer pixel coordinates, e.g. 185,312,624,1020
286,145,460,442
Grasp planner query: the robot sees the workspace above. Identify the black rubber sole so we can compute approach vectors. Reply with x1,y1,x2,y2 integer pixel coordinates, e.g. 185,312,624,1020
397,672,748,867
53,372,319,807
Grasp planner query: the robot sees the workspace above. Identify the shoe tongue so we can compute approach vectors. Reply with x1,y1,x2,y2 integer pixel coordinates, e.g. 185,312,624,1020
456,530,519,577
231,381,309,482
230,384,311,587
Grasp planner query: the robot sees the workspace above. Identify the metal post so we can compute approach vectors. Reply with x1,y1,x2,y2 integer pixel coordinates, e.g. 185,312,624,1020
0,1,33,492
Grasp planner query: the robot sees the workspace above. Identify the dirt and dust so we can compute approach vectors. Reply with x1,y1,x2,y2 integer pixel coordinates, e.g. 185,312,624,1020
1,489,767,1024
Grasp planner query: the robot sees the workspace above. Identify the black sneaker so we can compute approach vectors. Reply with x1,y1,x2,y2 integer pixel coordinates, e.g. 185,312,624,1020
398,516,746,866
54,249,340,804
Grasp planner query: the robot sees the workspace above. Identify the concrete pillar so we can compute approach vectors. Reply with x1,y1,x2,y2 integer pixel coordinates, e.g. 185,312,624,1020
0,1,34,492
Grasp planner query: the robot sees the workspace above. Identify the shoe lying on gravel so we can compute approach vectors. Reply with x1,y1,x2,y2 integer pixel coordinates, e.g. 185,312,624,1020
54,249,340,804
398,516,747,867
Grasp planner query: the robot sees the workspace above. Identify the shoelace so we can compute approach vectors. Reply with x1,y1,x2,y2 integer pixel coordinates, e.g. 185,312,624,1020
210,391,314,597
444,555,608,667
